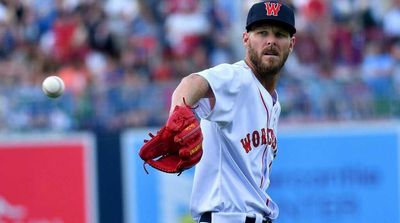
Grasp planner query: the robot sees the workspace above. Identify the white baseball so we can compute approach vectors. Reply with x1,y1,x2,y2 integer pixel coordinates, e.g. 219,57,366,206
42,76,65,98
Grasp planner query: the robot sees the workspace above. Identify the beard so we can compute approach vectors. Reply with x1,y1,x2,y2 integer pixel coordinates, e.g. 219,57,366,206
248,43,290,77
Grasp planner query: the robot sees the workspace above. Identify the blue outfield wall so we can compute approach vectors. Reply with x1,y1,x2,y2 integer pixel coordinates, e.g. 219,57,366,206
269,123,400,223
121,122,400,223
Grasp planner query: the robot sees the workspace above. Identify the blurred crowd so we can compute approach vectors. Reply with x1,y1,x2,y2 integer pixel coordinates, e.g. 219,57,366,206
0,0,399,131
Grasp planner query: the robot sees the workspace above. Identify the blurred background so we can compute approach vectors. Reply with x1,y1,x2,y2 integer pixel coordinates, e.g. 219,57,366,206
0,0,399,223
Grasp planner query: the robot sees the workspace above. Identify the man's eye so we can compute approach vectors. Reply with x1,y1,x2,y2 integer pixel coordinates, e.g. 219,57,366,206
276,32,288,37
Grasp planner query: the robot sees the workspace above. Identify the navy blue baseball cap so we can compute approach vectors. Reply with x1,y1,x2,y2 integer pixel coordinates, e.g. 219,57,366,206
246,1,296,35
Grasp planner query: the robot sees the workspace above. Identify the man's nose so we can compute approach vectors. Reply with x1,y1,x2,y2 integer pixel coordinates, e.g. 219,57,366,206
266,36,277,46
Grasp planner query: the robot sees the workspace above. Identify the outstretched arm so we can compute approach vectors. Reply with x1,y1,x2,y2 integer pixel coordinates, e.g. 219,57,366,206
139,73,207,174
170,73,214,115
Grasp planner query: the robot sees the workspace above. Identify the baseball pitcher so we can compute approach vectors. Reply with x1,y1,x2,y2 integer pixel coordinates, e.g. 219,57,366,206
139,1,296,222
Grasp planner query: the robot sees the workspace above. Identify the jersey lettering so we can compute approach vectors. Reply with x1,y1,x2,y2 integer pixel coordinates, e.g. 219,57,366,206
240,134,252,153
265,2,282,16
252,130,260,147
261,128,267,145
267,128,276,148
241,128,277,153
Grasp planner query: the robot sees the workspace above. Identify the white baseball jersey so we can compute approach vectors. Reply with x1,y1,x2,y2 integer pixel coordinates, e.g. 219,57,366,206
191,60,281,223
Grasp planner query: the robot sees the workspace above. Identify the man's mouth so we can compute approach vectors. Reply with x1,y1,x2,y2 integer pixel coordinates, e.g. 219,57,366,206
263,50,279,56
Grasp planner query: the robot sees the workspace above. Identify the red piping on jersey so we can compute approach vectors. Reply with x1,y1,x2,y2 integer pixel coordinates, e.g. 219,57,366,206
258,89,270,188
258,90,270,128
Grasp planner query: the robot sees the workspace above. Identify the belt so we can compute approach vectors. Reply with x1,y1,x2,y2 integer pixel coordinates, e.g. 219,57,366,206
199,212,272,223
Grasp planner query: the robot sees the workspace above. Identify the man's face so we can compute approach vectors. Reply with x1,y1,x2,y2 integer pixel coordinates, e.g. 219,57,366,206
243,24,295,76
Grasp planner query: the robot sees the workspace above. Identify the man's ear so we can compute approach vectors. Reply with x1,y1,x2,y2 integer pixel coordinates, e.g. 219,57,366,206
289,36,296,52
243,32,249,47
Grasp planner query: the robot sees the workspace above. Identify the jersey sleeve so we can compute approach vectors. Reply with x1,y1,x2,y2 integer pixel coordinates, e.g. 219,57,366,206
194,63,248,124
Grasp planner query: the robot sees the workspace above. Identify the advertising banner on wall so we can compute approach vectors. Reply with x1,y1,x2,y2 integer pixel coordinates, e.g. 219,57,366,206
0,133,97,223
122,123,400,223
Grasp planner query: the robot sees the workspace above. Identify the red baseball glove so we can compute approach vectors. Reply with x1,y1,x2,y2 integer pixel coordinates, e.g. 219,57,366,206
139,104,203,175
